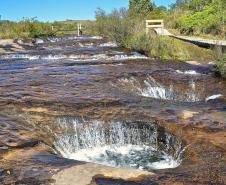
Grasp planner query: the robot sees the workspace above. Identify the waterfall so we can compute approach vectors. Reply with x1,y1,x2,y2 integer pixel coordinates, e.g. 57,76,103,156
117,76,201,102
52,117,184,170
141,76,175,100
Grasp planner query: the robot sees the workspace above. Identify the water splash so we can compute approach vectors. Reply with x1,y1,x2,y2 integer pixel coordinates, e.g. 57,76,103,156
34,35,103,44
0,54,40,60
99,42,118,47
52,117,184,170
0,52,149,61
118,76,201,102
89,36,103,40
205,94,223,102
35,39,44,44
176,70,201,75
110,53,149,60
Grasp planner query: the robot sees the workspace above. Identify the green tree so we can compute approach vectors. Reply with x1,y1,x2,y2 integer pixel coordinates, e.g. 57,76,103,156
188,0,215,11
170,0,190,9
95,8,107,34
176,0,190,7
129,0,154,17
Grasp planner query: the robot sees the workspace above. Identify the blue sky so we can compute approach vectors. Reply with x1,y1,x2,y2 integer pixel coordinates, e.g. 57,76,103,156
0,0,175,22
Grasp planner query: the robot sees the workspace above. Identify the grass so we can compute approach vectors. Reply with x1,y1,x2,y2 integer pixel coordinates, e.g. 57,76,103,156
167,0,225,38
216,54,226,78
0,19,56,39
0,18,84,39
89,8,216,62
124,31,215,61
168,28,225,40
176,1,224,36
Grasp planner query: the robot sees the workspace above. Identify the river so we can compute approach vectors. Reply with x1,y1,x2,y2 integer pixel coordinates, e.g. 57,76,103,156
0,35,225,185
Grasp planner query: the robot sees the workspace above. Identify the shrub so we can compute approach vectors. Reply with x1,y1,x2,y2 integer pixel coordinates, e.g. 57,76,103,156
216,55,226,78
129,0,154,17
92,6,216,61
0,18,56,39
125,31,214,60
173,0,225,35
94,8,134,45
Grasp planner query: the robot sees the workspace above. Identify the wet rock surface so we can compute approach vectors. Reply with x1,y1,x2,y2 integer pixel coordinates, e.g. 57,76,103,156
0,35,225,184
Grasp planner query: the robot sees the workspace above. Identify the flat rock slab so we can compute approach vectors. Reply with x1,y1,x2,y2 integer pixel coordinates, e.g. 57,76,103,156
0,39,23,54
52,163,153,185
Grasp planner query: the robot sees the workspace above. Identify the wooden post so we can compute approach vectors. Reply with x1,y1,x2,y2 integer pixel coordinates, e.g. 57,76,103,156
77,24,80,36
80,24,82,35
77,23,82,36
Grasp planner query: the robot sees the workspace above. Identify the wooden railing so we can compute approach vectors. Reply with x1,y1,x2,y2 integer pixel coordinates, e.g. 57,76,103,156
146,20,164,34
51,23,83,36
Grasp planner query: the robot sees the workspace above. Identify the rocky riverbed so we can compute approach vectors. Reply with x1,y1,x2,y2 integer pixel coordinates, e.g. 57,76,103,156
0,35,225,185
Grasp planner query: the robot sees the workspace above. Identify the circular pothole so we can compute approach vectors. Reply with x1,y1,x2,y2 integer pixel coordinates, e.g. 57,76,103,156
51,117,185,171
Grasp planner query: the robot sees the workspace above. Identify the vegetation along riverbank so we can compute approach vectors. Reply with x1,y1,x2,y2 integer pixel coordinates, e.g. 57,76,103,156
0,18,81,39
86,0,226,77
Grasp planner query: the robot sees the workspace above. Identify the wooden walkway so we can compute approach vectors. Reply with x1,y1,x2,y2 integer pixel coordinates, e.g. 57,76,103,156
153,28,226,52
171,35,226,48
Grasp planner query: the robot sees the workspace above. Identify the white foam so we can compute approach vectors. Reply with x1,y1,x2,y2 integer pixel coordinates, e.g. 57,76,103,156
109,53,149,61
0,51,149,61
118,77,173,100
150,156,180,169
99,42,118,47
205,94,223,102
64,144,180,170
118,76,201,102
90,36,103,40
0,54,40,60
52,118,184,171
47,37,61,43
176,70,200,75
79,36,103,40
35,39,44,44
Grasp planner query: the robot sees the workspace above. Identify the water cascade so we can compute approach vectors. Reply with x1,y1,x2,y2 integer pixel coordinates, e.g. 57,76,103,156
51,117,185,170
117,76,201,102
0,52,148,61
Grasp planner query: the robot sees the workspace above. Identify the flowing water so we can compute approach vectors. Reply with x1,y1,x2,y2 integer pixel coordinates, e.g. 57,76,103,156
0,35,226,175
51,117,184,170
115,76,201,102
113,75,222,102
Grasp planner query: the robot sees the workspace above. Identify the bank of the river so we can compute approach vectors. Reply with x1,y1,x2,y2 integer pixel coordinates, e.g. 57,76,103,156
0,35,225,185
0,38,36,55
0,39,23,54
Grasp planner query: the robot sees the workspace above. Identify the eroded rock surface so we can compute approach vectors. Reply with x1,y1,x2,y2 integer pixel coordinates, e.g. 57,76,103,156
0,35,225,185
